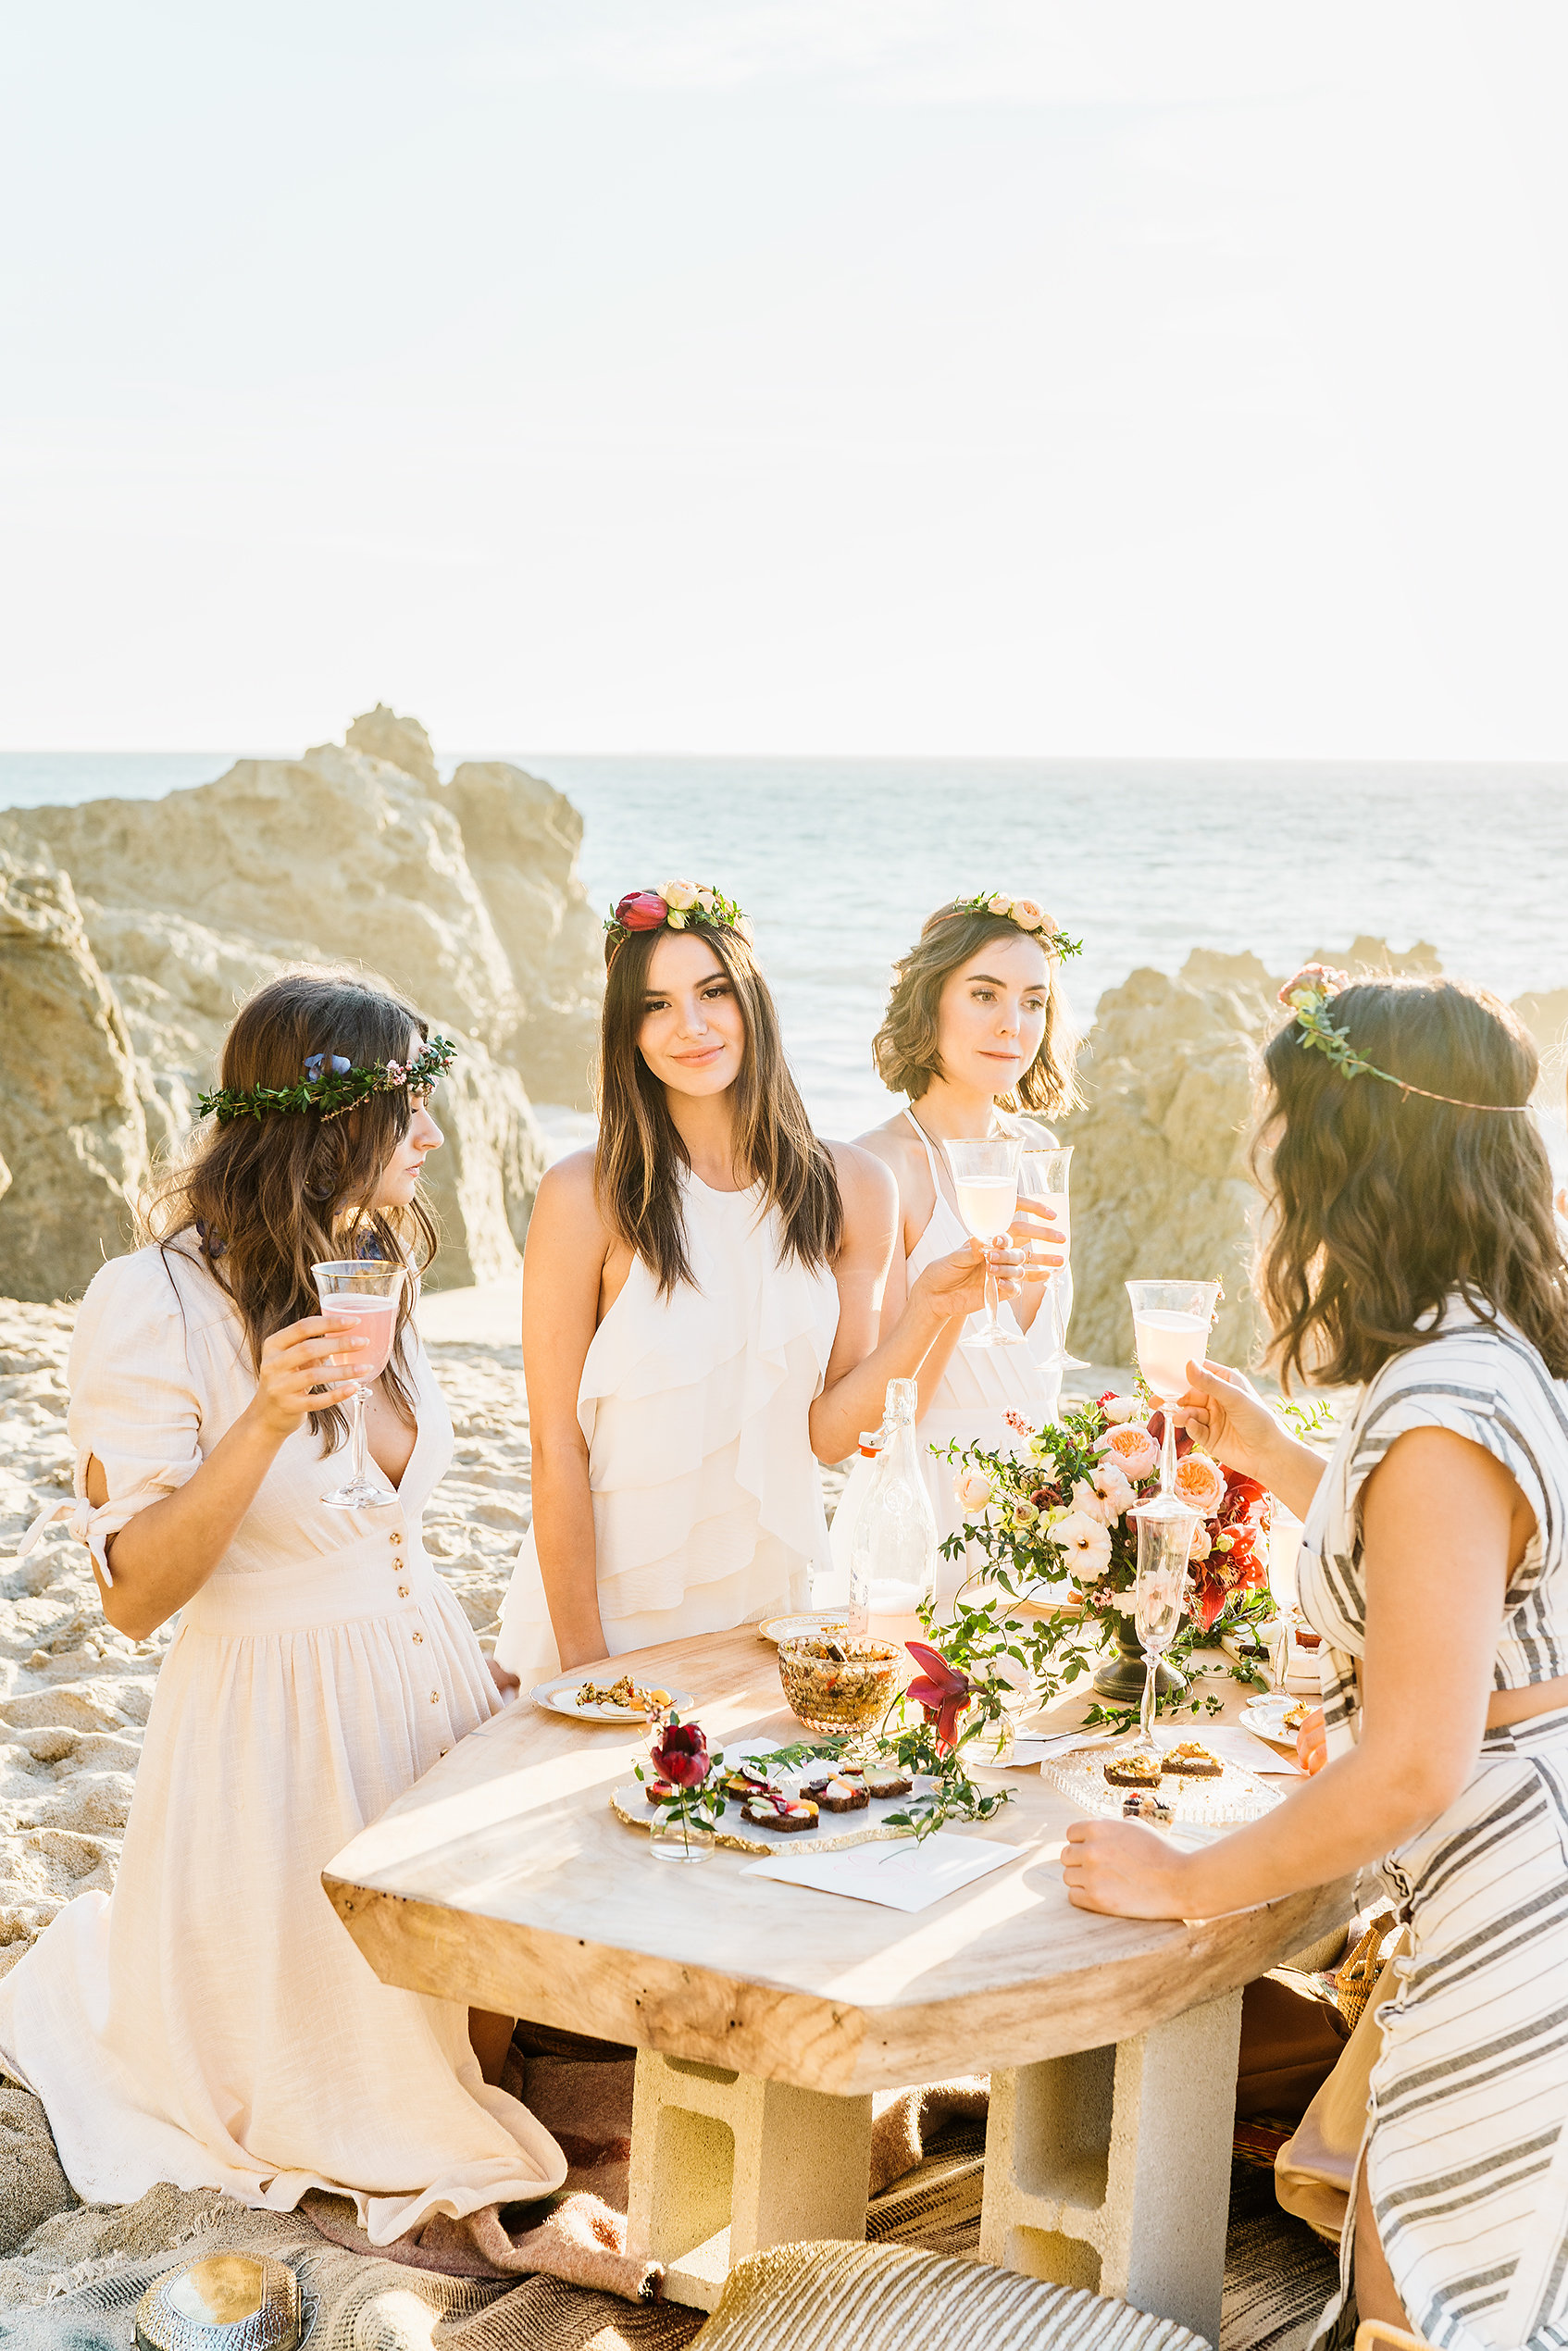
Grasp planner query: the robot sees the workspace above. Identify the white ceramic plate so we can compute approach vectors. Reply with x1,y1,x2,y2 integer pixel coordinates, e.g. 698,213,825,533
532,1673,694,1724
755,1611,851,1647
1238,1696,1311,1745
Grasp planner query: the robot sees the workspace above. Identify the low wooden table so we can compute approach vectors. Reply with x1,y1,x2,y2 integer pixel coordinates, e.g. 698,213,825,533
324,1627,1345,2343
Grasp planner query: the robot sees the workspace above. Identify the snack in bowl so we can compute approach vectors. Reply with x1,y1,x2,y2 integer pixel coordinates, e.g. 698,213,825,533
804,1774,870,1813
1103,1752,1164,1789
777,1634,902,1735
1122,1793,1174,1823
1162,1741,1224,1779
741,1795,819,1834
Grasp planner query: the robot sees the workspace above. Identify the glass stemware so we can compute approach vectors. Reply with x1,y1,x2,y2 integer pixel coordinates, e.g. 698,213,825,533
1129,1491,1201,1752
312,1258,407,1511
1021,1140,1081,1368
943,1134,1025,1349
1124,1277,1221,1496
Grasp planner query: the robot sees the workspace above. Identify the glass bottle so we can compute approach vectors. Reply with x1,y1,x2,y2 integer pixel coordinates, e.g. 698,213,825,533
848,1377,939,1627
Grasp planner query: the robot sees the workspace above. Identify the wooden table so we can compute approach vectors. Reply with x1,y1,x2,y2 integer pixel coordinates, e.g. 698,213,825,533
324,1627,1346,2344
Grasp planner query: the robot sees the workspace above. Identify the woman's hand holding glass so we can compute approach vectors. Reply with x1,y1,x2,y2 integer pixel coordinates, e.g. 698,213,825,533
914,1233,1032,1322
247,1313,369,1442
1176,1356,1326,1520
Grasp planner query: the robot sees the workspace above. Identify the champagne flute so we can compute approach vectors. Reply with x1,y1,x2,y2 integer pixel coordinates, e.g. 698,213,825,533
312,1259,407,1510
1128,1492,1201,1752
1125,1278,1220,1496
943,1134,1025,1349
1020,1140,1082,1367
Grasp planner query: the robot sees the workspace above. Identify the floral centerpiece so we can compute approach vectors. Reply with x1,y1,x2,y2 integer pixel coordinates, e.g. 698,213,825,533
936,1391,1278,1729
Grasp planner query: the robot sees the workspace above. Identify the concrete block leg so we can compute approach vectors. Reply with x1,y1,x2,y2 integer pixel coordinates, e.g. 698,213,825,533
980,1989,1243,2346
626,2052,874,2311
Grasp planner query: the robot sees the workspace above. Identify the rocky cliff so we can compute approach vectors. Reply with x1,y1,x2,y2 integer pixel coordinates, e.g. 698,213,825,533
0,711,604,1301
1060,940,1562,1370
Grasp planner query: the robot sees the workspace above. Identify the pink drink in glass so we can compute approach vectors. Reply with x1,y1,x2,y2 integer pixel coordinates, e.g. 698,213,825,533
326,1296,399,1386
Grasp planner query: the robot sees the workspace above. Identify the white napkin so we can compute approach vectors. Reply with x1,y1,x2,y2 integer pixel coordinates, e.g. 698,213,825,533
741,1831,1022,1912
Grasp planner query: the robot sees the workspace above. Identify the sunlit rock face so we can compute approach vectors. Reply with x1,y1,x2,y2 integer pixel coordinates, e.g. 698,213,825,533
0,712,604,1300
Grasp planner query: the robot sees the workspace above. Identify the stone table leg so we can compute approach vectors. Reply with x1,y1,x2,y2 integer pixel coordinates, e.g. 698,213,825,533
626,2051,874,2311
979,1987,1243,2346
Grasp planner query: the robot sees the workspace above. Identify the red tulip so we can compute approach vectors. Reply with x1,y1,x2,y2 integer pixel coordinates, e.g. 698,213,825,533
904,1640,972,1754
615,890,669,933
651,1721,710,1788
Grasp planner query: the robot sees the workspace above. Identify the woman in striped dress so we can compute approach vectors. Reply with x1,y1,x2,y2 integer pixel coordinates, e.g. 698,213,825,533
1064,968,1568,2351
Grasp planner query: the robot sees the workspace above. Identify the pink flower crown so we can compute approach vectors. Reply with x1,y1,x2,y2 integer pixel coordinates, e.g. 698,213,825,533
604,882,753,958
951,891,1082,958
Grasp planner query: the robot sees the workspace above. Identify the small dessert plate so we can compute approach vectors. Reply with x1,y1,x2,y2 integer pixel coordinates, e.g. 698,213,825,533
756,1611,851,1647
532,1673,694,1724
1239,1696,1308,1745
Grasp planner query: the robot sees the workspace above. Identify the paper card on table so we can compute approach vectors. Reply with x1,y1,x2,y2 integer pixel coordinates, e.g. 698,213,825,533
741,1831,1023,1912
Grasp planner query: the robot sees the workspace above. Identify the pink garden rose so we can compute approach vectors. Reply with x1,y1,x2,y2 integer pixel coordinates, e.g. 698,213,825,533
1098,1422,1160,1481
953,1463,996,1512
986,894,1013,917
614,890,668,933
1010,897,1044,929
660,878,699,910
1173,1450,1227,1514
1099,1394,1142,1424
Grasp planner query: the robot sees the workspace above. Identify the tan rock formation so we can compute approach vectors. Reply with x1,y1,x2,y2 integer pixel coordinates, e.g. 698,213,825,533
0,713,604,1299
0,860,147,1302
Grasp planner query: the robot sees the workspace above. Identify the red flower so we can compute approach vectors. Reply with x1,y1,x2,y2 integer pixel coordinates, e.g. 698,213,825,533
904,1640,972,1754
1188,1578,1229,1634
651,1720,710,1788
614,890,669,933
1145,1407,1194,1462
1029,1482,1064,1510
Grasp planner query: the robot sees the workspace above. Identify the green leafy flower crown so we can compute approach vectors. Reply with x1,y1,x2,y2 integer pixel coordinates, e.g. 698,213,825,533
197,1034,457,1125
951,891,1082,958
1279,965,1527,1113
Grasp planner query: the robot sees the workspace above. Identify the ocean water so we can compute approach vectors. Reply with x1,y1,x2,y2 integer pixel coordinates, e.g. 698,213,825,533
6,752,1568,1146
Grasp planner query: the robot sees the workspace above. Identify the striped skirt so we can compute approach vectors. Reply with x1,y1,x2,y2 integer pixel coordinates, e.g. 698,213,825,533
1313,1706,1568,2351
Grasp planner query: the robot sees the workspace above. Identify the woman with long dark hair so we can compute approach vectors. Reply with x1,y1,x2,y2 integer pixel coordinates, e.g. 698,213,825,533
829,892,1076,1602
1064,968,1568,2350
0,969,565,2238
495,883,1031,1681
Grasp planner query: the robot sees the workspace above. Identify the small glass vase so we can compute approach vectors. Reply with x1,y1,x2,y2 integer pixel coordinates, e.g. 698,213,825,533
958,1700,1016,1767
648,1809,716,1864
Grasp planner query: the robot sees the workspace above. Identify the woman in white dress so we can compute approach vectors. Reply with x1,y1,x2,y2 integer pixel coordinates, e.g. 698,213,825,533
828,892,1076,1607
0,971,566,2240
495,882,1033,1682
1065,970,1568,2349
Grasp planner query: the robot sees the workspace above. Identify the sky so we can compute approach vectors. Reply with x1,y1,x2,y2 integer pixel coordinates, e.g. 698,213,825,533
4,2,1567,758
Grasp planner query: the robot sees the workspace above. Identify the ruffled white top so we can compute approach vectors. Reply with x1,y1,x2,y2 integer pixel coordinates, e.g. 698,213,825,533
0,1243,566,2240
827,1111,1068,1608
496,1171,841,1684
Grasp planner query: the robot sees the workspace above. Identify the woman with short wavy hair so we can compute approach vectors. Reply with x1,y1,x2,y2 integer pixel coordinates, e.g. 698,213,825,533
0,967,567,2244
828,894,1076,1602
1065,968,1568,2351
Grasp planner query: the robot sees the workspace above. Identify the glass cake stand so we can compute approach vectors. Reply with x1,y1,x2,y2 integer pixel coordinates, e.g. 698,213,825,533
1042,1741,1285,1830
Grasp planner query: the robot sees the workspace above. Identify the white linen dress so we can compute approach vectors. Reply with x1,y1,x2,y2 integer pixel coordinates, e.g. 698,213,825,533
827,1111,1069,1609
495,1170,841,1685
0,1242,566,2240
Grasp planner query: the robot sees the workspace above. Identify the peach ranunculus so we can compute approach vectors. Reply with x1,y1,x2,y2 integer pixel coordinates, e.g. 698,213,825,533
660,879,699,911
1173,1450,1227,1515
1100,1394,1142,1424
1010,897,1044,930
1098,1422,1160,1481
986,894,1013,917
1089,1461,1137,1519
1052,1510,1114,1584
953,1463,996,1513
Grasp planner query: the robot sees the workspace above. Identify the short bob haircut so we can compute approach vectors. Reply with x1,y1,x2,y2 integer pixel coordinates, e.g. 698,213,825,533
1255,974,1568,1389
872,903,1080,1118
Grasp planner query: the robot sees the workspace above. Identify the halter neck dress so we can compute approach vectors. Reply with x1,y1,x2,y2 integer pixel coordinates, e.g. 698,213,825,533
827,1111,1069,1609
0,1243,566,2239
495,1169,841,1684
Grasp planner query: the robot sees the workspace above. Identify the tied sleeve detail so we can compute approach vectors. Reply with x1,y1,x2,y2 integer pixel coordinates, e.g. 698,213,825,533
16,1459,203,1587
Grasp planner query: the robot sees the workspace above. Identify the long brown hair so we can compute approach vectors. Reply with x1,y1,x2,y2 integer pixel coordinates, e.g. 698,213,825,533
596,921,842,1295
144,967,439,1444
873,903,1081,1115
1255,975,1568,1387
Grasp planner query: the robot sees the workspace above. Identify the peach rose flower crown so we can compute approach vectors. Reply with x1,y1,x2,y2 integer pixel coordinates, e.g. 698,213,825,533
951,891,1082,958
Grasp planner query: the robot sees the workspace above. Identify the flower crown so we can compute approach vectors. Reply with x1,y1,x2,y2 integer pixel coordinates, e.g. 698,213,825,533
197,1034,457,1125
951,891,1082,958
1279,965,1527,1113
604,882,753,957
